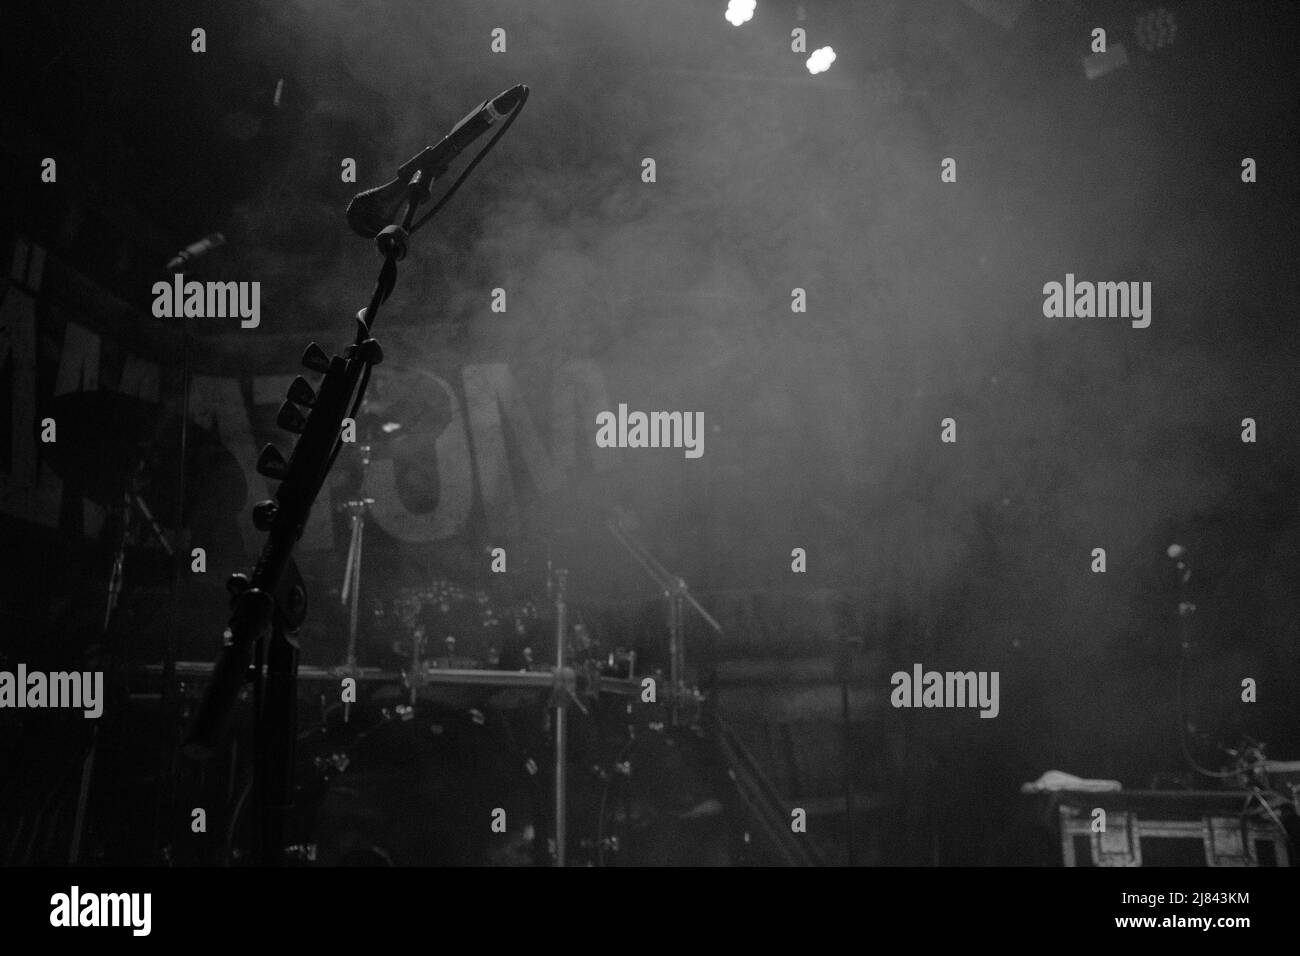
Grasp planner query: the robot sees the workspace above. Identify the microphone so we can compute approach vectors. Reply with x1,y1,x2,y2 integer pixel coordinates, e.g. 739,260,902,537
346,85,526,239
167,232,226,272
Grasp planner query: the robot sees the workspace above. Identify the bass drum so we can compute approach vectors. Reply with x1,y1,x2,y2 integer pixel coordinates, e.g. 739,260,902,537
293,687,547,866
574,696,746,866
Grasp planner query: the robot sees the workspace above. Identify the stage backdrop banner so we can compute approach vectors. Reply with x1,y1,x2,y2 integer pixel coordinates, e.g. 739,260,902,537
2,235,620,565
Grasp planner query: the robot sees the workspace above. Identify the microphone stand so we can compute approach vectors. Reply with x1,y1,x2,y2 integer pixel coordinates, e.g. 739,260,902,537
183,84,527,865
184,170,429,865
152,250,199,863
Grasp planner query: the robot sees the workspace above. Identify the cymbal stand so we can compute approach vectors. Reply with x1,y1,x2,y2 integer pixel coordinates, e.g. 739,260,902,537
607,519,722,726
73,457,177,864
546,565,592,867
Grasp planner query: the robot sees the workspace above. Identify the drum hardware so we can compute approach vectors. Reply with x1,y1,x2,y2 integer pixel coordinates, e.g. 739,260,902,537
576,659,604,705
147,649,740,865
601,647,637,681
338,486,376,673
142,660,404,686
401,626,429,707
42,392,214,863
283,843,318,863
579,835,620,856
337,433,376,723
382,582,506,670
552,568,570,867
606,515,722,728
550,665,588,717
44,390,252,861
312,751,351,777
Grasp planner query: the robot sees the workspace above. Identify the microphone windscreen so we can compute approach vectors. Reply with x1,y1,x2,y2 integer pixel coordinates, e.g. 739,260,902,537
345,177,404,239
493,85,525,114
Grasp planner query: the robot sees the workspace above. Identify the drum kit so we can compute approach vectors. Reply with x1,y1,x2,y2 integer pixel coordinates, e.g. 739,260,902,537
129,410,744,865
40,354,782,867
48,362,746,866
151,560,738,867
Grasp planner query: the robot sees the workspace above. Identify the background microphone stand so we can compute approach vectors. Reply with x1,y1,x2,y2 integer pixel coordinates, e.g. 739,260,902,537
154,250,197,863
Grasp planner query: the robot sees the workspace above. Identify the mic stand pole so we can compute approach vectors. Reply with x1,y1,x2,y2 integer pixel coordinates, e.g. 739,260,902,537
153,256,193,863
185,170,430,865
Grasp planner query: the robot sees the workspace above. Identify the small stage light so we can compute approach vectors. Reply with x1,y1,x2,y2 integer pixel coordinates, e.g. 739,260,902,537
806,46,836,74
724,0,756,27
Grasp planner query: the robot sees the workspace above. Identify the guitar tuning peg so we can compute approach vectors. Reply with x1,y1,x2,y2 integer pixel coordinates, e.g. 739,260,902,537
287,375,316,407
276,400,307,434
256,443,288,480
356,338,384,365
302,342,330,373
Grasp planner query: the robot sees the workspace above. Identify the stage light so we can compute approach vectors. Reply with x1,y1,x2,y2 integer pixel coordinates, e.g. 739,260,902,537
806,46,836,74
724,0,756,27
